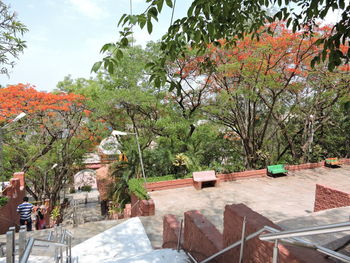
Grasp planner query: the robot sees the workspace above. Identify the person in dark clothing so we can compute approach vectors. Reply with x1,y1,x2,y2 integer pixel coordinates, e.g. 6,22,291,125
17,197,33,231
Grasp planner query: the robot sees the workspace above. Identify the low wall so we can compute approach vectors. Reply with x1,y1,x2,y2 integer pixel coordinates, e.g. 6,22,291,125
223,204,330,263
163,214,182,249
0,172,26,234
314,184,350,212
183,210,224,262
286,162,324,171
146,159,350,192
163,204,331,263
130,193,155,217
217,168,266,182
145,178,193,192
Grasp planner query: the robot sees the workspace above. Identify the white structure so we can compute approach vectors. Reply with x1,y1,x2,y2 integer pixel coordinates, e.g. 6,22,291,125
73,169,97,190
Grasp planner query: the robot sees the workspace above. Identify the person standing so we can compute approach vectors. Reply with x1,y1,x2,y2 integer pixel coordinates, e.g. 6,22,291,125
17,197,33,231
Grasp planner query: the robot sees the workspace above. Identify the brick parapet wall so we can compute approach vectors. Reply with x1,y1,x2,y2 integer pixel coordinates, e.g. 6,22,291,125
223,204,330,263
285,162,324,171
217,169,267,182
130,193,155,217
145,178,193,191
314,184,350,212
183,210,224,262
145,160,350,192
162,214,182,249
0,175,26,234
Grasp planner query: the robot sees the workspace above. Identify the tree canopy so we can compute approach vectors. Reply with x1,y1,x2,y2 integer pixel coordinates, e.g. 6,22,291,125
0,1,27,76
93,0,349,88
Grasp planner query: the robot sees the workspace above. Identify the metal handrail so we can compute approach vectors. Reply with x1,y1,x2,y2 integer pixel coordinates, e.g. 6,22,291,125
9,226,74,263
198,221,350,263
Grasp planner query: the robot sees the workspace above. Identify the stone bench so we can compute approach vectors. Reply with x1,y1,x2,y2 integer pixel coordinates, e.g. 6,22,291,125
193,170,219,190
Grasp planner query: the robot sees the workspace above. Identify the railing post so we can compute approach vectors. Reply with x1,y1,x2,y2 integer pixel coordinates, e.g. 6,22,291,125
58,225,63,263
177,219,183,252
272,240,279,263
68,235,72,263
6,230,15,263
19,226,27,260
239,216,247,263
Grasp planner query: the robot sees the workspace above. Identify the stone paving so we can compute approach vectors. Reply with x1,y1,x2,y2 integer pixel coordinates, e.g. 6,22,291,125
142,165,350,248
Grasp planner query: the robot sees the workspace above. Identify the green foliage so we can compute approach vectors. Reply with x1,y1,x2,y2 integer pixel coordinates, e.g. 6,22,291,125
95,0,349,87
81,185,92,192
50,206,60,221
0,1,28,75
0,196,8,207
128,178,150,200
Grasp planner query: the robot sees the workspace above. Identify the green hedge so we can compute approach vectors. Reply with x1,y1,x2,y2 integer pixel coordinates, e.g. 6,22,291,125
128,179,150,200
0,196,9,207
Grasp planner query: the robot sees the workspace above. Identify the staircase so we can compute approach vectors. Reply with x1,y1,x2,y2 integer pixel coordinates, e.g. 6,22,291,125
71,217,188,263
0,217,188,263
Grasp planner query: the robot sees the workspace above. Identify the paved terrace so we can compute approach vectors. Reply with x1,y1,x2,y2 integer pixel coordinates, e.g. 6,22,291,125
141,165,350,248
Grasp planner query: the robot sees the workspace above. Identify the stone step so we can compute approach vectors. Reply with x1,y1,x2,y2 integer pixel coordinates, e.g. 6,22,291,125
72,217,153,262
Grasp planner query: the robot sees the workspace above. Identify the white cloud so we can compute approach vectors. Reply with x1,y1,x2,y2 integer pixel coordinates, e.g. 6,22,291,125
68,0,107,19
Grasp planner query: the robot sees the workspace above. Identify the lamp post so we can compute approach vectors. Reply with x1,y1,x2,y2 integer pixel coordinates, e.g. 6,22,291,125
0,112,27,177
111,130,146,181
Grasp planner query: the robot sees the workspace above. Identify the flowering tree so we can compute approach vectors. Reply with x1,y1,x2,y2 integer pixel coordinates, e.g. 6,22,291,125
174,24,349,168
0,84,94,203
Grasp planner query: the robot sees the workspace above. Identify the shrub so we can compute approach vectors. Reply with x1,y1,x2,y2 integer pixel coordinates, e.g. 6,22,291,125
0,196,9,207
81,185,92,192
69,188,76,194
128,179,150,200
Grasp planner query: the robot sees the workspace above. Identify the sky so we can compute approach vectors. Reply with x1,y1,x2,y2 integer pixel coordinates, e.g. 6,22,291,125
1,0,190,91
1,0,344,92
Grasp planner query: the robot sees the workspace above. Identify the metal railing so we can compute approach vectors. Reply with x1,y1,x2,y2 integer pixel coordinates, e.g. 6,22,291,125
5,225,73,263
195,220,350,263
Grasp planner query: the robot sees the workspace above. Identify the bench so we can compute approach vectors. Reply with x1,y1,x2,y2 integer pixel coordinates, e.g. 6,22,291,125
325,158,342,167
267,164,288,177
193,170,219,190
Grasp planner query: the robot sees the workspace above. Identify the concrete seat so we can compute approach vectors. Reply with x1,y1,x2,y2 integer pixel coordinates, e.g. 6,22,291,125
193,170,219,190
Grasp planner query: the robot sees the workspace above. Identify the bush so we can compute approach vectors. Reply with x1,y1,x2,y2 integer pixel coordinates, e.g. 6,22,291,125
0,196,8,207
69,188,76,194
128,179,150,200
81,185,92,192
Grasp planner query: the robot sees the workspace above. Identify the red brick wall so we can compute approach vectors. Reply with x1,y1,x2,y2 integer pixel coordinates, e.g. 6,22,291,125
183,210,224,262
217,169,267,182
130,193,155,217
145,178,193,191
0,174,26,234
314,184,350,212
285,162,324,171
223,204,330,263
145,160,350,192
162,214,182,249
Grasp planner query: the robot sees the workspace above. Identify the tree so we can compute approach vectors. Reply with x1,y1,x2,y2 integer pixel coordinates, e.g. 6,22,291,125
94,0,349,87
174,24,349,168
0,1,28,76
0,84,93,204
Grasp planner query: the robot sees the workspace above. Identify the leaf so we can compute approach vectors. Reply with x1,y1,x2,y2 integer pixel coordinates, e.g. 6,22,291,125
156,0,164,12
118,14,127,26
121,37,129,47
116,49,123,60
165,0,173,8
91,61,102,73
147,20,153,34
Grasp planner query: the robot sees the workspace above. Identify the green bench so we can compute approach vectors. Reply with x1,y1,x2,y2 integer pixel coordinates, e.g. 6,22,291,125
267,164,288,177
